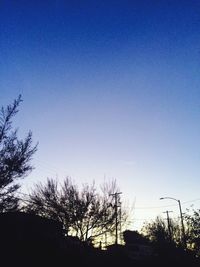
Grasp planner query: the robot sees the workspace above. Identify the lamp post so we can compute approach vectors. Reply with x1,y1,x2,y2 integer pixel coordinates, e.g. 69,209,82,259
160,197,186,247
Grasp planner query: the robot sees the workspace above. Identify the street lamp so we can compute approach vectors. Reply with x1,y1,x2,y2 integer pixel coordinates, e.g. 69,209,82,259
160,197,186,247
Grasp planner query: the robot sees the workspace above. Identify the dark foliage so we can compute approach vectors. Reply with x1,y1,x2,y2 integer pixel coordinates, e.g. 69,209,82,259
185,208,200,256
0,212,200,267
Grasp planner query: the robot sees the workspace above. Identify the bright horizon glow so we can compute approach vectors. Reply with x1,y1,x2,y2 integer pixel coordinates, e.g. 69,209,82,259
1,1,200,231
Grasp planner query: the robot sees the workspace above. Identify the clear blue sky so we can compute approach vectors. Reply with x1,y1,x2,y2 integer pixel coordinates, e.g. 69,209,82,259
1,0,200,230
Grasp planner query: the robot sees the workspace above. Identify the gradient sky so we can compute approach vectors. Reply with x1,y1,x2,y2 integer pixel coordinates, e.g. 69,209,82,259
1,0,200,230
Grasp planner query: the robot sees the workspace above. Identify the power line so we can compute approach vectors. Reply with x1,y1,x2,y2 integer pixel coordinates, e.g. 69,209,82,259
182,198,200,204
18,189,200,211
134,204,177,209
134,199,200,210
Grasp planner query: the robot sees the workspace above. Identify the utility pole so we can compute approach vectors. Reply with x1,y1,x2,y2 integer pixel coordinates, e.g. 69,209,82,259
110,192,122,245
119,201,122,244
160,197,186,248
163,210,173,241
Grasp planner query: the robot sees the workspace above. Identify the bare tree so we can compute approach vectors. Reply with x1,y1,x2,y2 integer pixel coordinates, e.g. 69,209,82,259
26,177,129,245
0,95,37,212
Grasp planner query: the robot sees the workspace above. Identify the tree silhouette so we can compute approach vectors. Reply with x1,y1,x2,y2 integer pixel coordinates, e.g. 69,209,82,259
142,216,182,245
185,208,200,256
142,217,170,244
141,216,186,260
0,95,37,212
25,177,129,245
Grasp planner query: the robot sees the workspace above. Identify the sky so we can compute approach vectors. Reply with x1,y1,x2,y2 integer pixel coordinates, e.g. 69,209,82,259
1,0,200,230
